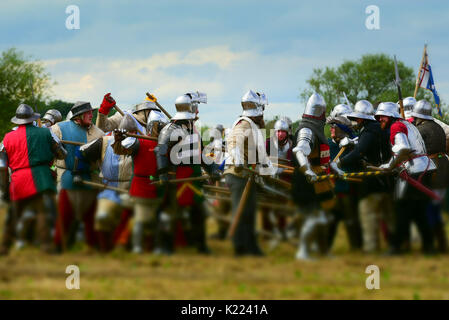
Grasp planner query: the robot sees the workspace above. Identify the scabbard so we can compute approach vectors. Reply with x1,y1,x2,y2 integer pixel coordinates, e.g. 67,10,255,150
398,171,442,201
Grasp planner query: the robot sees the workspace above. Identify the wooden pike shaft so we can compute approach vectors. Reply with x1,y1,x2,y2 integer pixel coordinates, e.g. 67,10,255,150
125,133,158,141
273,162,294,170
113,104,145,136
206,194,296,212
227,177,253,239
151,175,211,185
61,140,84,146
414,44,427,98
242,167,291,189
146,92,172,119
315,170,387,182
333,146,346,162
80,180,128,193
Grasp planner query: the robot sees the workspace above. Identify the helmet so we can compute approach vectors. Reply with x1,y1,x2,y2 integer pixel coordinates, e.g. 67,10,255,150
132,100,160,114
303,93,326,118
241,90,267,117
118,113,139,132
42,109,63,126
215,124,224,133
327,104,353,124
402,97,416,118
347,100,375,121
279,116,293,135
172,91,207,120
70,101,92,119
11,104,40,125
147,110,169,135
274,119,289,132
330,104,352,118
411,100,433,120
375,102,401,120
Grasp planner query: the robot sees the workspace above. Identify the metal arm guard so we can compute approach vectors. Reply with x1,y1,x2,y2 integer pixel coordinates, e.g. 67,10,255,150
49,130,68,160
292,128,314,174
384,132,412,170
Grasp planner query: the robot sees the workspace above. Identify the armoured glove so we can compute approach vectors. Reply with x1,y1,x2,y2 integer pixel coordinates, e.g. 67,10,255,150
113,128,127,142
329,161,345,177
99,93,116,115
304,168,318,183
339,137,358,148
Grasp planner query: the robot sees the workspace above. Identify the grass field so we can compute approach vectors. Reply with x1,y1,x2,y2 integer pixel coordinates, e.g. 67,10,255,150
1,211,449,300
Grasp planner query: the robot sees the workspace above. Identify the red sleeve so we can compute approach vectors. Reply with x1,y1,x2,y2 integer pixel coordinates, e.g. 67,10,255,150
390,121,408,145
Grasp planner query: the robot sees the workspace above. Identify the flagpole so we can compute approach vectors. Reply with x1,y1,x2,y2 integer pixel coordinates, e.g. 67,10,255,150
414,44,428,98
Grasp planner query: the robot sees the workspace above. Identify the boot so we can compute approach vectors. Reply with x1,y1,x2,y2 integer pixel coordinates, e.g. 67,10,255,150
132,222,144,254
98,231,113,253
295,215,318,261
434,224,448,253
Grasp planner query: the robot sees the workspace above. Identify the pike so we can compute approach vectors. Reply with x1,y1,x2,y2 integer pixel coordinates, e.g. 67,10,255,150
394,54,406,119
29,78,42,127
146,92,172,119
76,179,128,193
227,176,253,239
242,167,291,189
104,94,145,136
315,170,388,181
150,175,211,185
124,132,158,141
61,140,84,146
366,165,442,201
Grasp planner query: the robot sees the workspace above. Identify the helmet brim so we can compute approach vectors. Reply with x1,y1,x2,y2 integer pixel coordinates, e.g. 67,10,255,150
11,113,40,125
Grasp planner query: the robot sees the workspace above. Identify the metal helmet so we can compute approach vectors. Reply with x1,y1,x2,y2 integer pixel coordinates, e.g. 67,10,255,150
274,119,289,132
279,116,293,135
42,109,62,126
215,124,224,133
11,104,40,125
347,100,375,121
303,93,326,118
118,113,139,132
402,97,416,119
70,101,92,119
241,90,267,117
375,102,401,120
330,104,352,118
327,103,353,124
147,110,169,135
132,100,160,114
411,100,433,120
172,91,207,120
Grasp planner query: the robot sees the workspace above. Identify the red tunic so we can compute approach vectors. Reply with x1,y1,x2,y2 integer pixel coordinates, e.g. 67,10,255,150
129,139,158,198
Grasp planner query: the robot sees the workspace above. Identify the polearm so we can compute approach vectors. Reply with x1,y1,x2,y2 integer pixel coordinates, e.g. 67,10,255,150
227,176,253,239
125,133,158,141
394,54,406,119
150,175,211,185
61,140,84,146
241,167,291,189
76,179,129,193
104,94,145,136
414,44,428,98
315,170,388,182
29,78,42,127
146,92,172,119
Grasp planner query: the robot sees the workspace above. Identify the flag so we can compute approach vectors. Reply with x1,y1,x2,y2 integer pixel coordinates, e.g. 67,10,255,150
417,49,442,116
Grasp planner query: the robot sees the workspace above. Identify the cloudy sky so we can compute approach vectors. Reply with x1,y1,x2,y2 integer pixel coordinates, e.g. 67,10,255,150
1,0,448,126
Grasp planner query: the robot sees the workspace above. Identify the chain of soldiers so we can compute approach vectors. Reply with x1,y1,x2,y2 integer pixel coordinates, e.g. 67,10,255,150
0,90,448,260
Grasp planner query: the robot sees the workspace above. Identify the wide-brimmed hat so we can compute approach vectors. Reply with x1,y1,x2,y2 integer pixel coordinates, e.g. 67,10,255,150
11,104,40,125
